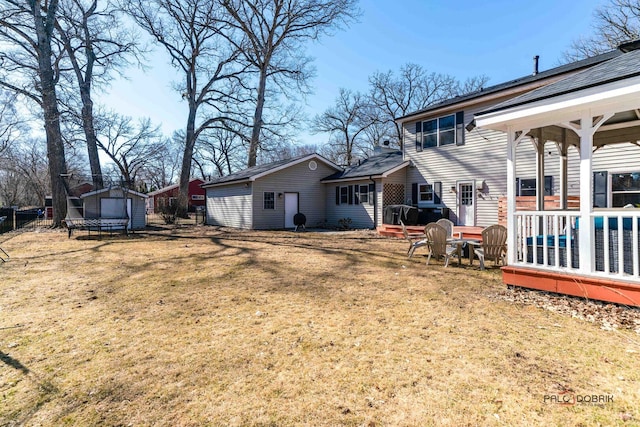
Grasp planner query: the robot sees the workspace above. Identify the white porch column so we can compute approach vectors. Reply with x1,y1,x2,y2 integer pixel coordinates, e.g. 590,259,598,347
558,138,569,210
578,111,594,274
506,127,517,265
535,137,545,212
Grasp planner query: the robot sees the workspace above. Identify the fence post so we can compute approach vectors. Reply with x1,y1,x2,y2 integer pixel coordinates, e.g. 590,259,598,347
13,208,16,231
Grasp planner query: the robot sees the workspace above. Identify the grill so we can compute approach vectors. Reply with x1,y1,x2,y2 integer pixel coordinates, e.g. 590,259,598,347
293,213,306,231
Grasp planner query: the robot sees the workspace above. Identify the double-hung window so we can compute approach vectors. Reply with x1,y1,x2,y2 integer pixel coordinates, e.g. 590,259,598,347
415,111,464,151
264,192,275,209
611,171,640,207
412,182,442,205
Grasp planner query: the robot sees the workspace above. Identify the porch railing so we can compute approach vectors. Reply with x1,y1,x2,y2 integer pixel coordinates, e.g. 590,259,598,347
513,210,640,281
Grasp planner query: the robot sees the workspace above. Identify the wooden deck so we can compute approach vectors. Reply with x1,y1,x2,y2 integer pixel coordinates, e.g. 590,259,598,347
502,266,640,307
377,224,484,240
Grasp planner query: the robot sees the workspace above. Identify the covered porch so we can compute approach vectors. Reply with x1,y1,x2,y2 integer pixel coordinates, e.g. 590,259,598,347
476,45,640,306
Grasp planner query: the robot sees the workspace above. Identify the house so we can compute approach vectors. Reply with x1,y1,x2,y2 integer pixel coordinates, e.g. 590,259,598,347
202,154,342,229
146,178,206,214
395,48,628,229
80,186,148,230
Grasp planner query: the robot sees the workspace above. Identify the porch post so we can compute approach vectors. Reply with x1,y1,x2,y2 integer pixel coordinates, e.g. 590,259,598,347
534,132,545,212
558,134,569,210
506,127,517,265
578,111,594,275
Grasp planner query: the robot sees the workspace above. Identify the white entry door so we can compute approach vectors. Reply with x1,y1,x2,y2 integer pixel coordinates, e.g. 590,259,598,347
457,183,475,226
284,193,298,228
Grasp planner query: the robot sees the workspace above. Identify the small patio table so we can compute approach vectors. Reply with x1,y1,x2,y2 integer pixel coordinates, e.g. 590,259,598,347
447,237,481,266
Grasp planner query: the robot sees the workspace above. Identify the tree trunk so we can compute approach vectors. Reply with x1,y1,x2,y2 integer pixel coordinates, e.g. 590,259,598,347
248,68,268,167
178,103,198,216
32,0,68,227
80,86,104,189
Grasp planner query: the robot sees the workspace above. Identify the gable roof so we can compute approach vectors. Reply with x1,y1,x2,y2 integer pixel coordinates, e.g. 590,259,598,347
201,153,342,188
478,48,640,115
322,150,408,182
147,178,205,196
396,49,622,123
80,186,148,199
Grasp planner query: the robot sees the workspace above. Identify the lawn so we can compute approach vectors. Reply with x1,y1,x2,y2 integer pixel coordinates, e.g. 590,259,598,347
1,226,639,426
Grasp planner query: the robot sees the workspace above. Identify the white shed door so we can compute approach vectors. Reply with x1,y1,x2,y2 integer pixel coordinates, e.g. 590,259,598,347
100,198,132,229
284,193,298,228
457,183,475,226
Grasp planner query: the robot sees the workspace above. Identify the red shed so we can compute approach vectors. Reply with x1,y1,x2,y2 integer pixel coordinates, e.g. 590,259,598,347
147,179,205,213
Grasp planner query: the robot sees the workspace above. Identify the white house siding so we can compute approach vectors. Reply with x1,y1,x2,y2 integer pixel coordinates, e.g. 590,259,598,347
251,160,338,229
205,183,252,228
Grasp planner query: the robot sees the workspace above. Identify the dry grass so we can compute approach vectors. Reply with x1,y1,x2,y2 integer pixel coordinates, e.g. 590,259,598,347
1,225,639,426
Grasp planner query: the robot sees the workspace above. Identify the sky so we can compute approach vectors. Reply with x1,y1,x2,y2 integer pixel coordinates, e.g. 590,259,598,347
102,0,606,147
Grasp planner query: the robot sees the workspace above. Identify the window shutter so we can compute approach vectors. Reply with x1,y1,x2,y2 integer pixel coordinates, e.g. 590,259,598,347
411,183,418,206
348,185,354,205
434,181,442,204
593,171,608,208
336,186,340,205
369,183,375,205
455,111,465,146
415,122,423,152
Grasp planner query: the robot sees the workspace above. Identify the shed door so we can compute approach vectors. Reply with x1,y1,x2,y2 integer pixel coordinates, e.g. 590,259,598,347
457,183,475,226
284,193,298,228
100,198,132,229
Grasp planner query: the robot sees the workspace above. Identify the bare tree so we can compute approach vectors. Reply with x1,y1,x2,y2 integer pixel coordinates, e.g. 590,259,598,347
139,131,183,191
0,138,49,206
564,0,640,61
193,125,245,178
220,0,360,167
54,0,141,190
0,90,28,155
0,0,69,226
311,88,375,166
95,113,164,187
123,0,247,215
368,63,488,149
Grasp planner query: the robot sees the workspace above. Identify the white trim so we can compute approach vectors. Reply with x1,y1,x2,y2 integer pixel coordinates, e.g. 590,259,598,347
250,154,341,181
476,76,640,132
80,186,148,199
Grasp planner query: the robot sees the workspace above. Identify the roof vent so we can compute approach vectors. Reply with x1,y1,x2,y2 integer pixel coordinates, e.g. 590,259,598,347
618,39,640,52
533,55,539,76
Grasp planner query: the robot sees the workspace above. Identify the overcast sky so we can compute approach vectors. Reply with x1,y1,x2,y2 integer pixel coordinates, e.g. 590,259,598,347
102,0,606,147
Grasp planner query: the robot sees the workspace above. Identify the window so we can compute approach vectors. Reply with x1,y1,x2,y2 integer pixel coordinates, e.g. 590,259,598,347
415,111,465,151
263,192,275,209
412,181,442,205
340,186,348,204
516,176,553,196
611,171,640,207
357,184,369,204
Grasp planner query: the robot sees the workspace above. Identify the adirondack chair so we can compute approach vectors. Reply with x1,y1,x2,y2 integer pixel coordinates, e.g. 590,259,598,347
436,218,462,239
473,224,508,270
400,220,428,258
424,223,458,267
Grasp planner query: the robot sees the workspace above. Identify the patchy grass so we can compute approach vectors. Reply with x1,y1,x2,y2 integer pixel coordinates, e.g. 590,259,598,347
1,226,639,426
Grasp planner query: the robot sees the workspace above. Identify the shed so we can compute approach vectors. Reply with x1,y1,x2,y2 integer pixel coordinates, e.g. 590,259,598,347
202,154,342,229
80,186,148,230
146,178,206,213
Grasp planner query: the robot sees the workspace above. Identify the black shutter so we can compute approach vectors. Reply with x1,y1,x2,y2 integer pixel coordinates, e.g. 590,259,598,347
348,185,354,205
415,122,423,152
369,183,375,205
411,183,418,206
594,171,608,208
434,181,442,204
335,186,340,205
455,111,465,145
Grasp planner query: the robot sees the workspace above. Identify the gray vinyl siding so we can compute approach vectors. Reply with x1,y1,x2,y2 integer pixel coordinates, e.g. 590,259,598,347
251,160,338,229
205,183,252,228
325,179,378,229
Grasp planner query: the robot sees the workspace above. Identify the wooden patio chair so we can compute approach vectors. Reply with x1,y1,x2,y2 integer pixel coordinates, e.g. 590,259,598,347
400,220,428,258
436,218,462,239
473,224,507,270
424,223,458,267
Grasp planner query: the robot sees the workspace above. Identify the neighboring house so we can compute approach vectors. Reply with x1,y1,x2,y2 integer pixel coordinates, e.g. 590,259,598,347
395,47,640,227
202,154,342,229
146,179,206,213
80,186,148,230
321,148,410,229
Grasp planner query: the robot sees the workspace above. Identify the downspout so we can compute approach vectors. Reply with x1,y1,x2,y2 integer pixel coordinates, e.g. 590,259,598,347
370,175,377,229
